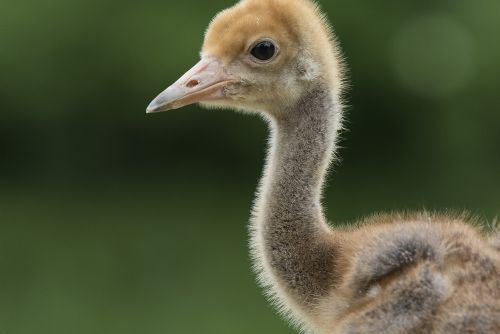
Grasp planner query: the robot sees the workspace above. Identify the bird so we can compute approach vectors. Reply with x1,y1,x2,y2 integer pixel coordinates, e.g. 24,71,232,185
146,0,500,333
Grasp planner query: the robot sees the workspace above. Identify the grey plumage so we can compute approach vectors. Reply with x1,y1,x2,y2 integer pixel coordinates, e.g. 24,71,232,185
147,0,500,332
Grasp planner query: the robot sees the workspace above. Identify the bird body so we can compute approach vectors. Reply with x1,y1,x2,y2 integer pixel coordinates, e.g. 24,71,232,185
147,0,500,332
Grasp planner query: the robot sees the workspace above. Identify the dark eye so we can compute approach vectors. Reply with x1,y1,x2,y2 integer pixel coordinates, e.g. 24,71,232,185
251,40,276,61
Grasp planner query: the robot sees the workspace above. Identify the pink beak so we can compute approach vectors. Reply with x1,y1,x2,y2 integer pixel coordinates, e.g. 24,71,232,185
146,57,236,113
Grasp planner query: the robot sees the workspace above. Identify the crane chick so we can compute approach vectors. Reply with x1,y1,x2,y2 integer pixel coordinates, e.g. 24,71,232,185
147,0,500,333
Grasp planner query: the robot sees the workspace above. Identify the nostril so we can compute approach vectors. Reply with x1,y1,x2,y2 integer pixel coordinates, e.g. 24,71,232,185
186,79,199,88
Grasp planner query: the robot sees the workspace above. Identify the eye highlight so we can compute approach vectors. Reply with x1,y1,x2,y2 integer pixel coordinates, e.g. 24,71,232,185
250,40,277,62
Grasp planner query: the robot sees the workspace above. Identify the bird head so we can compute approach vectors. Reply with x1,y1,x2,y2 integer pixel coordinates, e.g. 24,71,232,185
147,0,343,116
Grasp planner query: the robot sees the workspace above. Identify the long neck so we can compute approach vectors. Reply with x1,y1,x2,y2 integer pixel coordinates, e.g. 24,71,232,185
251,83,343,317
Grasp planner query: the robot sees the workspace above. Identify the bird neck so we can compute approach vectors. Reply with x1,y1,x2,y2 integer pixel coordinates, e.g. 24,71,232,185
266,86,338,223
251,82,342,312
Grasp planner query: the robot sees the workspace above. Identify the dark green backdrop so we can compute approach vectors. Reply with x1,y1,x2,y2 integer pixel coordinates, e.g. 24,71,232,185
1,0,499,333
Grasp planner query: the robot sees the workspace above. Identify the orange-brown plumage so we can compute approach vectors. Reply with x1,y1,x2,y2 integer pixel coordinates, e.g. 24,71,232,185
202,0,344,95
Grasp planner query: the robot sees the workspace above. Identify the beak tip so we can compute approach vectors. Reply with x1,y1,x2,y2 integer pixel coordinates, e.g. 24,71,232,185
146,101,164,114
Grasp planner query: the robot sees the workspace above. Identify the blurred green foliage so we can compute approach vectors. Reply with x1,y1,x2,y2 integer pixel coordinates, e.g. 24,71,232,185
0,0,499,333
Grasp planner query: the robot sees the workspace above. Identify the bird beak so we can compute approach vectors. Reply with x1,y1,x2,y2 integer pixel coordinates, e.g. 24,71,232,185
146,57,236,113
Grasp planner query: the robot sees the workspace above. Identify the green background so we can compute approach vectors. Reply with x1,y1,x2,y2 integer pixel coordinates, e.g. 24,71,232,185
1,0,499,333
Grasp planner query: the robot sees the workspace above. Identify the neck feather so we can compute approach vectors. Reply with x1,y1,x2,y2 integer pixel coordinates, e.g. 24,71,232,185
250,82,342,321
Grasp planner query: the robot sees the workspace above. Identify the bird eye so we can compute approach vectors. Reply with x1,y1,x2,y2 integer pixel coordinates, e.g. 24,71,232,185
250,40,276,62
